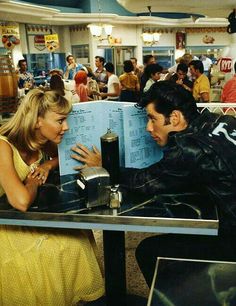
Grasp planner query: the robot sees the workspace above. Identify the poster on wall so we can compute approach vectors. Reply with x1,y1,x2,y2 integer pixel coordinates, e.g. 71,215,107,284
34,35,46,51
176,32,186,50
44,33,59,52
1,24,20,50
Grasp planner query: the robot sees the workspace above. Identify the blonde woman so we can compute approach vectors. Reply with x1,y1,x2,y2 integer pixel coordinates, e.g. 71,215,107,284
0,89,104,305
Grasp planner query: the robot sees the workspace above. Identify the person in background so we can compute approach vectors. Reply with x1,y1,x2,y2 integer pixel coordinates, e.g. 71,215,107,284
98,62,120,101
169,63,193,92
0,89,104,304
189,60,211,102
167,53,194,81
74,70,92,102
94,56,107,92
140,54,156,92
130,57,143,83
119,60,140,102
49,68,63,78
17,59,35,90
50,74,79,103
63,54,83,80
221,61,236,103
84,66,101,101
71,81,236,290
143,63,163,93
200,54,213,76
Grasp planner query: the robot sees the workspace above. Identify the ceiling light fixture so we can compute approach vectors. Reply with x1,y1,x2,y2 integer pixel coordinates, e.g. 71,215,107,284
87,0,113,38
142,6,161,45
142,29,161,45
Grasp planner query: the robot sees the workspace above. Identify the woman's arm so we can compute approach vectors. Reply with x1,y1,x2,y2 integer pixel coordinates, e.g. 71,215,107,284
31,141,59,184
0,140,43,211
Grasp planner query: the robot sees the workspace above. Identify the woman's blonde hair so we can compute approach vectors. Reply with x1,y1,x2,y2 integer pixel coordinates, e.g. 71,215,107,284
0,88,72,151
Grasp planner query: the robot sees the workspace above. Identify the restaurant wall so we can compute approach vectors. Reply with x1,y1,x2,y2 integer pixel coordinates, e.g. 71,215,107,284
186,31,230,46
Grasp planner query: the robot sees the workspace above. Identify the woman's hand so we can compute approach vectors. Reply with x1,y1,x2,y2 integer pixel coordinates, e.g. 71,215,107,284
71,143,102,170
25,172,45,187
30,163,51,184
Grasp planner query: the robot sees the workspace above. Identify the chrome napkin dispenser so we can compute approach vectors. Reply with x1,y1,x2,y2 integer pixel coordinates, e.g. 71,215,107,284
77,167,110,208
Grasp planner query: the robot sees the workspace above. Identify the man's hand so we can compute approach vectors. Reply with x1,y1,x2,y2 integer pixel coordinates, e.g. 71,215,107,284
71,143,102,170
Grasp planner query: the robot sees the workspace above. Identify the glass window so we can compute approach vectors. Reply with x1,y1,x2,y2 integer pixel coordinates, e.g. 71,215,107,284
72,44,89,66
143,47,175,69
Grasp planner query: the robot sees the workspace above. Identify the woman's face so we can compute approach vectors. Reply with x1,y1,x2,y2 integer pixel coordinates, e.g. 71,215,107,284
36,110,69,144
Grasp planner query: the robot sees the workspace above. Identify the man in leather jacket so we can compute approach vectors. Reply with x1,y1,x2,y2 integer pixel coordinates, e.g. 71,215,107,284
71,81,236,288
119,81,236,287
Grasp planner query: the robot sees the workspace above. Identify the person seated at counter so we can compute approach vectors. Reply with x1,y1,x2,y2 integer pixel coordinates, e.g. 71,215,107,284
17,58,35,90
71,81,236,288
63,54,83,80
0,89,104,304
50,74,79,104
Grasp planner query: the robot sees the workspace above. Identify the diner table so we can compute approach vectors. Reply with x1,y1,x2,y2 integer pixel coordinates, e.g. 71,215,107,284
0,176,218,306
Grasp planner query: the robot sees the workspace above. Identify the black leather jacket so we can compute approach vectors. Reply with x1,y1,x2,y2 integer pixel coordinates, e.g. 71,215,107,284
121,110,236,230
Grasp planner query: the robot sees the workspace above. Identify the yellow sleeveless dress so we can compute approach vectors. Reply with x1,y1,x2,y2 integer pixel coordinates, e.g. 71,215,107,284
0,136,104,305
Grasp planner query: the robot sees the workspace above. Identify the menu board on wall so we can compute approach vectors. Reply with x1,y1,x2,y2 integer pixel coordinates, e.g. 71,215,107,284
58,101,163,177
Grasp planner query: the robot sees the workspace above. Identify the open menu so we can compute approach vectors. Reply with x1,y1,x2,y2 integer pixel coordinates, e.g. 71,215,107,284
58,101,163,177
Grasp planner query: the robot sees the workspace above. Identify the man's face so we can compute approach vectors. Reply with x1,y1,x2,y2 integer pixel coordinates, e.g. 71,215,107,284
152,72,161,81
67,56,75,65
146,102,173,147
189,65,197,78
20,61,27,72
147,57,156,65
177,69,187,80
95,58,102,68
130,59,137,69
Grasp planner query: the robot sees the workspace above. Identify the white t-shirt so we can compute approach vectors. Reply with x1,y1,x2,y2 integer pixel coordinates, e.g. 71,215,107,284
107,74,120,100
202,57,213,71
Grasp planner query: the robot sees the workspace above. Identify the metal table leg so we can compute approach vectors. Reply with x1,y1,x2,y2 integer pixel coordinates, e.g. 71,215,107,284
103,230,127,306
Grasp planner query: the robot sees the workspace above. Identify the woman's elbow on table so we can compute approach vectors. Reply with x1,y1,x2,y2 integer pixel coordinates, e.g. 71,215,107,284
7,192,33,212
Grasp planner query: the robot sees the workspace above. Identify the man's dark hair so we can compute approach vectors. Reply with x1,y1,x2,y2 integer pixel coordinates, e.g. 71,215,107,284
104,62,114,73
145,63,163,78
143,55,155,65
66,55,74,63
95,56,105,65
130,57,137,63
189,60,204,74
138,81,199,123
18,59,27,67
123,60,134,73
177,63,188,73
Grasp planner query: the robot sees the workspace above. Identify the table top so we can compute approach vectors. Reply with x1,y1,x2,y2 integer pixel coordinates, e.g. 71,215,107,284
0,177,218,235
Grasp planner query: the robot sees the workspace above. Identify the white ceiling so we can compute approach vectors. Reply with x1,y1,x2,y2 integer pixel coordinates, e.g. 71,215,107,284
117,0,236,18
0,0,233,26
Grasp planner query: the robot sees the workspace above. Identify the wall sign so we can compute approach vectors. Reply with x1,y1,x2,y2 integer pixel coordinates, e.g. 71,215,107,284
1,24,20,50
44,34,59,52
34,35,46,51
217,57,232,73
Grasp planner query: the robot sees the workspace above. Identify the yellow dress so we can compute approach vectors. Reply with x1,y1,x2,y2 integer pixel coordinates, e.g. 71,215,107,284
0,136,105,305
